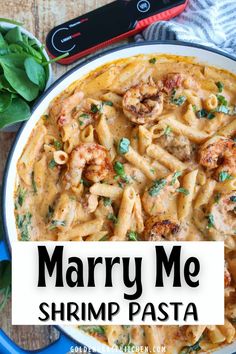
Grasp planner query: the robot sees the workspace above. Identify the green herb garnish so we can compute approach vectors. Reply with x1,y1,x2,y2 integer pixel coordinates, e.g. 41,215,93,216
49,219,66,230
214,193,221,204
179,335,203,353
171,91,186,106
149,57,156,64
127,230,138,241
17,187,26,207
103,197,112,207
219,171,232,182
103,101,113,106
47,205,54,219
107,213,118,224
49,159,57,169
148,178,167,197
216,81,224,93
80,178,91,187
83,326,105,335
91,103,102,114
118,138,130,155
164,125,172,136
54,140,62,150
207,112,215,119
171,171,182,185
207,214,215,229
196,109,208,118
16,212,32,240
177,187,189,196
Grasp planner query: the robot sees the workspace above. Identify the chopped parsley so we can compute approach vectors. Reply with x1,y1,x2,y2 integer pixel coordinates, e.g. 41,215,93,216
118,138,130,155
149,57,156,64
103,197,112,207
16,212,32,241
196,109,208,118
176,187,190,196
90,103,101,114
164,125,172,136
114,161,125,176
171,171,182,186
107,213,118,224
171,90,186,106
127,230,138,241
83,326,105,335
179,335,202,354
80,178,91,187
103,100,113,106
207,214,215,229
16,187,26,208
192,104,197,112
31,172,37,194
214,193,221,204
79,113,90,126
54,140,62,150
150,168,155,175
219,171,232,182
49,220,66,230
114,161,129,183
47,205,54,219
207,112,215,119
49,159,57,169
148,178,167,197
215,94,229,114
230,196,236,202
216,81,224,93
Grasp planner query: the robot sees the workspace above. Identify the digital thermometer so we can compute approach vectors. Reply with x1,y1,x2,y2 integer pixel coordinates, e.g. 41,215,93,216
46,0,188,65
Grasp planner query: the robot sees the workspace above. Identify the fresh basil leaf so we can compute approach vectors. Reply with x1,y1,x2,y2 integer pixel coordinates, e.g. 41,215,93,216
17,39,42,61
118,138,130,155
24,57,46,91
219,171,232,182
0,92,12,112
149,179,167,196
4,26,22,44
127,230,138,241
0,97,30,129
176,187,189,196
216,81,224,93
196,109,208,118
0,33,7,47
0,58,39,101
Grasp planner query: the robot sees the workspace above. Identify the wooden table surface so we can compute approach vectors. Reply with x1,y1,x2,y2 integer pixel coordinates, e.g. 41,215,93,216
0,0,128,350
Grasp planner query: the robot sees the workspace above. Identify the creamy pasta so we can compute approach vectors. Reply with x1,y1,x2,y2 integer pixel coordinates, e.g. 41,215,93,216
15,54,236,353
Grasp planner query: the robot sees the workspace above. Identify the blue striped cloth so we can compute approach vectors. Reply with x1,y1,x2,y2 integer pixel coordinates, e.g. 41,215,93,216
135,0,236,55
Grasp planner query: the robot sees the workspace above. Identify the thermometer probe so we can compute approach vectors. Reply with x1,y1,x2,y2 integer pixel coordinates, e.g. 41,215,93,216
46,0,188,65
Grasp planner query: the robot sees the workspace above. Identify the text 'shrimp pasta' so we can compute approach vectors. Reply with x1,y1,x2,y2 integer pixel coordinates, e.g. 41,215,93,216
12,242,224,325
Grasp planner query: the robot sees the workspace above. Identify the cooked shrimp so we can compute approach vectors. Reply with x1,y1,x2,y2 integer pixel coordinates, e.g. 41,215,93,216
199,136,236,180
143,216,180,241
122,83,163,124
208,192,236,236
65,143,113,187
142,173,180,216
49,90,84,126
